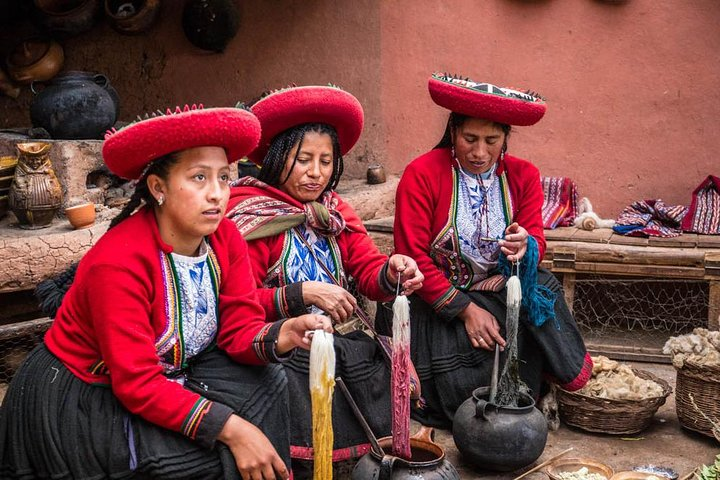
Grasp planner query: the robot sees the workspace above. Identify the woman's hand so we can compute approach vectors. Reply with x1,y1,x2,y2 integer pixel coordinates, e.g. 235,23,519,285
302,281,357,323
218,414,289,480
277,313,333,353
458,303,506,351
386,254,424,296
499,222,529,263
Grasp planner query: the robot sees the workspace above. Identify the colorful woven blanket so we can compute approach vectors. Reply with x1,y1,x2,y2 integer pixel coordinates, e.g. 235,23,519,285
541,176,578,229
613,199,688,238
681,175,720,235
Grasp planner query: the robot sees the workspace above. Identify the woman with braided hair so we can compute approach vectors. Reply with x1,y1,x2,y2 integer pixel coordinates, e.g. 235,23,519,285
226,85,424,479
376,73,593,430
0,105,333,480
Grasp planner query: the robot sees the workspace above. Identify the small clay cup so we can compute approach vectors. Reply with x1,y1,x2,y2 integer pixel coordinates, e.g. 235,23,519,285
367,164,386,185
65,202,96,229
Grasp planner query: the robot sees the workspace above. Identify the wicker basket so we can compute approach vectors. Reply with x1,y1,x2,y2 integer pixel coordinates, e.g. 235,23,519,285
675,360,720,440
557,368,672,435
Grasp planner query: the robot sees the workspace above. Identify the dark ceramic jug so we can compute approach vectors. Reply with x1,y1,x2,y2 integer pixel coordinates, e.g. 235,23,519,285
351,427,460,480
30,71,119,139
452,386,548,472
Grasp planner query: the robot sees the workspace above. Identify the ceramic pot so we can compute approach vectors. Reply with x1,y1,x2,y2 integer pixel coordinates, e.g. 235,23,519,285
0,156,18,177
6,38,64,85
351,427,460,480
0,68,21,98
104,0,161,34
65,202,95,229
33,0,101,38
9,142,63,229
30,70,119,139
367,164,386,185
452,386,548,471
182,0,240,52
0,195,8,219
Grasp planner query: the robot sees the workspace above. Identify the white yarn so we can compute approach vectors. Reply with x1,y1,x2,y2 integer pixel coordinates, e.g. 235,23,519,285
574,197,616,230
309,330,335,389
506,275,522,310
392,295,410,346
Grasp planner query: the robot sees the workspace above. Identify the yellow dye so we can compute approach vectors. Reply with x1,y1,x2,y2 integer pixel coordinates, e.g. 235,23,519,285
309,330,335,479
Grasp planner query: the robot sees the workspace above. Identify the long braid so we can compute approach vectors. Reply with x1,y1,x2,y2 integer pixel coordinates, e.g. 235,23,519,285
36,153,181,314
258,123,344,192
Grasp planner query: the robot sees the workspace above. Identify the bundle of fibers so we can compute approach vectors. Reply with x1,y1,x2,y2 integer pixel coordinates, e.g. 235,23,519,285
309,329,335,478
391,295,411,459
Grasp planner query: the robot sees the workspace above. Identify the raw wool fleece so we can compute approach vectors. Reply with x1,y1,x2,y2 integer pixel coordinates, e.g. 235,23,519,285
428,73,546,126
247,86,364,164
102,105,261,179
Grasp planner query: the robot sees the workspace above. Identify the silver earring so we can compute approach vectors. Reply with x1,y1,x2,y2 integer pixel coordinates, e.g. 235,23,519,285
157,195,164,206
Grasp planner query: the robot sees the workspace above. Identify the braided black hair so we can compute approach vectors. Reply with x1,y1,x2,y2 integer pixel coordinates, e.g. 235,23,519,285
434,112,512,152
257,123,344,193
108,152,181,230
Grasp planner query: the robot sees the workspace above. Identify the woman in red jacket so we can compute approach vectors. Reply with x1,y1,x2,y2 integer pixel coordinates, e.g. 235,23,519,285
378,73,592,429
226,85,423,478
0,105,331,480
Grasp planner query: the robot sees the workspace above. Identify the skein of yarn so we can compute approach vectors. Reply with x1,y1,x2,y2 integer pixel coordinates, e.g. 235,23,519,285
309,329,335,479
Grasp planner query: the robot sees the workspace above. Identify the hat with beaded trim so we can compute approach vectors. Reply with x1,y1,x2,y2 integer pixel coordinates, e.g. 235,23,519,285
428,72,547,126
102,104,261,180
246,85,364,165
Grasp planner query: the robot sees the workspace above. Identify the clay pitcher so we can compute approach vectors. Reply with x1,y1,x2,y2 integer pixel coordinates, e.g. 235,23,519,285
9,142,63,229
351,427,460,480
452,386,548,471
30,71,119,139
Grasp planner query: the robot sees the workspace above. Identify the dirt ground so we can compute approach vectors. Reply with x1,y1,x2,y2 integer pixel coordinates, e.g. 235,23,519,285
419,361,719,479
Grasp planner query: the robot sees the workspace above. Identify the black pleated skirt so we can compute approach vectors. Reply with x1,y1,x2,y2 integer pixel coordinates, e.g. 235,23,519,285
0,345,291,480
376,269,589,430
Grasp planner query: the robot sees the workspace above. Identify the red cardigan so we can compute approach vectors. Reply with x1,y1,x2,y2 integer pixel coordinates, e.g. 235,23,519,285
44,207,284,448
227,184,394,320
394,148,545,320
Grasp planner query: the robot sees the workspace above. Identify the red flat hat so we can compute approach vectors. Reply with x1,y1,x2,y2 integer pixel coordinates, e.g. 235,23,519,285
103,105,261,179
247,85,364,165
428,73,547,126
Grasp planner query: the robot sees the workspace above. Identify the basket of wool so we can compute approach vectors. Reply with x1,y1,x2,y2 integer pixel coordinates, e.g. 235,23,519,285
556,356,672,435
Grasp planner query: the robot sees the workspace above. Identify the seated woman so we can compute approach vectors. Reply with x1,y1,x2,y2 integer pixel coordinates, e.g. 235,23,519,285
379,73,592,429
226,85,424,477
0,105,332,480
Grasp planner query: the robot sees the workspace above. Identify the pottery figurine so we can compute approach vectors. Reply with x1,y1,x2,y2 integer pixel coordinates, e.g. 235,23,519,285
9,142,63,229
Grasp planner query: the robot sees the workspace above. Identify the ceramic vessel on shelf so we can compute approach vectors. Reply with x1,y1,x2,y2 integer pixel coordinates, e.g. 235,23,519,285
0,156,19,177
9,142,63,229
0,68,21,98
30,70,119,139
182,0,239,52
33,0,101,38
367,164,386,185
104,0,161,34
0,195,9,219
65,202,96,229
6,38,64,85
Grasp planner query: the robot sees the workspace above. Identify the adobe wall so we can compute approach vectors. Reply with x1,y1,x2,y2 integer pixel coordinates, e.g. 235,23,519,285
1,0,719,217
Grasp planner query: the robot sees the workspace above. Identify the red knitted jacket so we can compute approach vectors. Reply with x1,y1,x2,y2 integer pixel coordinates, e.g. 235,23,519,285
394,147,545,320
44,207,284,448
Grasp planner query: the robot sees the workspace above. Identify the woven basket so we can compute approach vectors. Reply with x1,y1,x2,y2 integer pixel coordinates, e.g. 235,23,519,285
557,368,672,435
675,360,720,440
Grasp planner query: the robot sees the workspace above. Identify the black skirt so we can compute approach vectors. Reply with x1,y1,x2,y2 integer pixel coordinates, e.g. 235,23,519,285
0,345,291,480
376,269,589,430
282,330,391,467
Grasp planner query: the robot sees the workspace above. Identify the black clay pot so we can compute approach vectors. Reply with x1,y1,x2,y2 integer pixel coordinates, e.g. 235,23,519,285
452,386,548,472
182,0,240,53
33,0,101,38
30,71,119,139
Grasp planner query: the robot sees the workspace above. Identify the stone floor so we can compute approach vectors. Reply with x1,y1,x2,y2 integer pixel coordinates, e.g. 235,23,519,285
398,361,718,480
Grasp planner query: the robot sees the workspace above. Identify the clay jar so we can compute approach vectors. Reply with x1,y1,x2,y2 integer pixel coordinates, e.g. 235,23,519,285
452,386,548,471
9,142,63,229
104,0,161,35
6,38,64,85
30,71,119,139
33,0,101,38
367,164,386,185
65,202,96,229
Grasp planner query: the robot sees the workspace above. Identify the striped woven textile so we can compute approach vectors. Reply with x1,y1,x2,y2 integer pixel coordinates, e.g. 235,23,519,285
541,176,578,229
613,199,688,238
681,175,720,234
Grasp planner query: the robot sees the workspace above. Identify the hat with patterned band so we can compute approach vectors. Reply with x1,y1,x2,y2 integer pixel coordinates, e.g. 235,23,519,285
247,85,364,165
428,73,547,126
103,104,261,180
